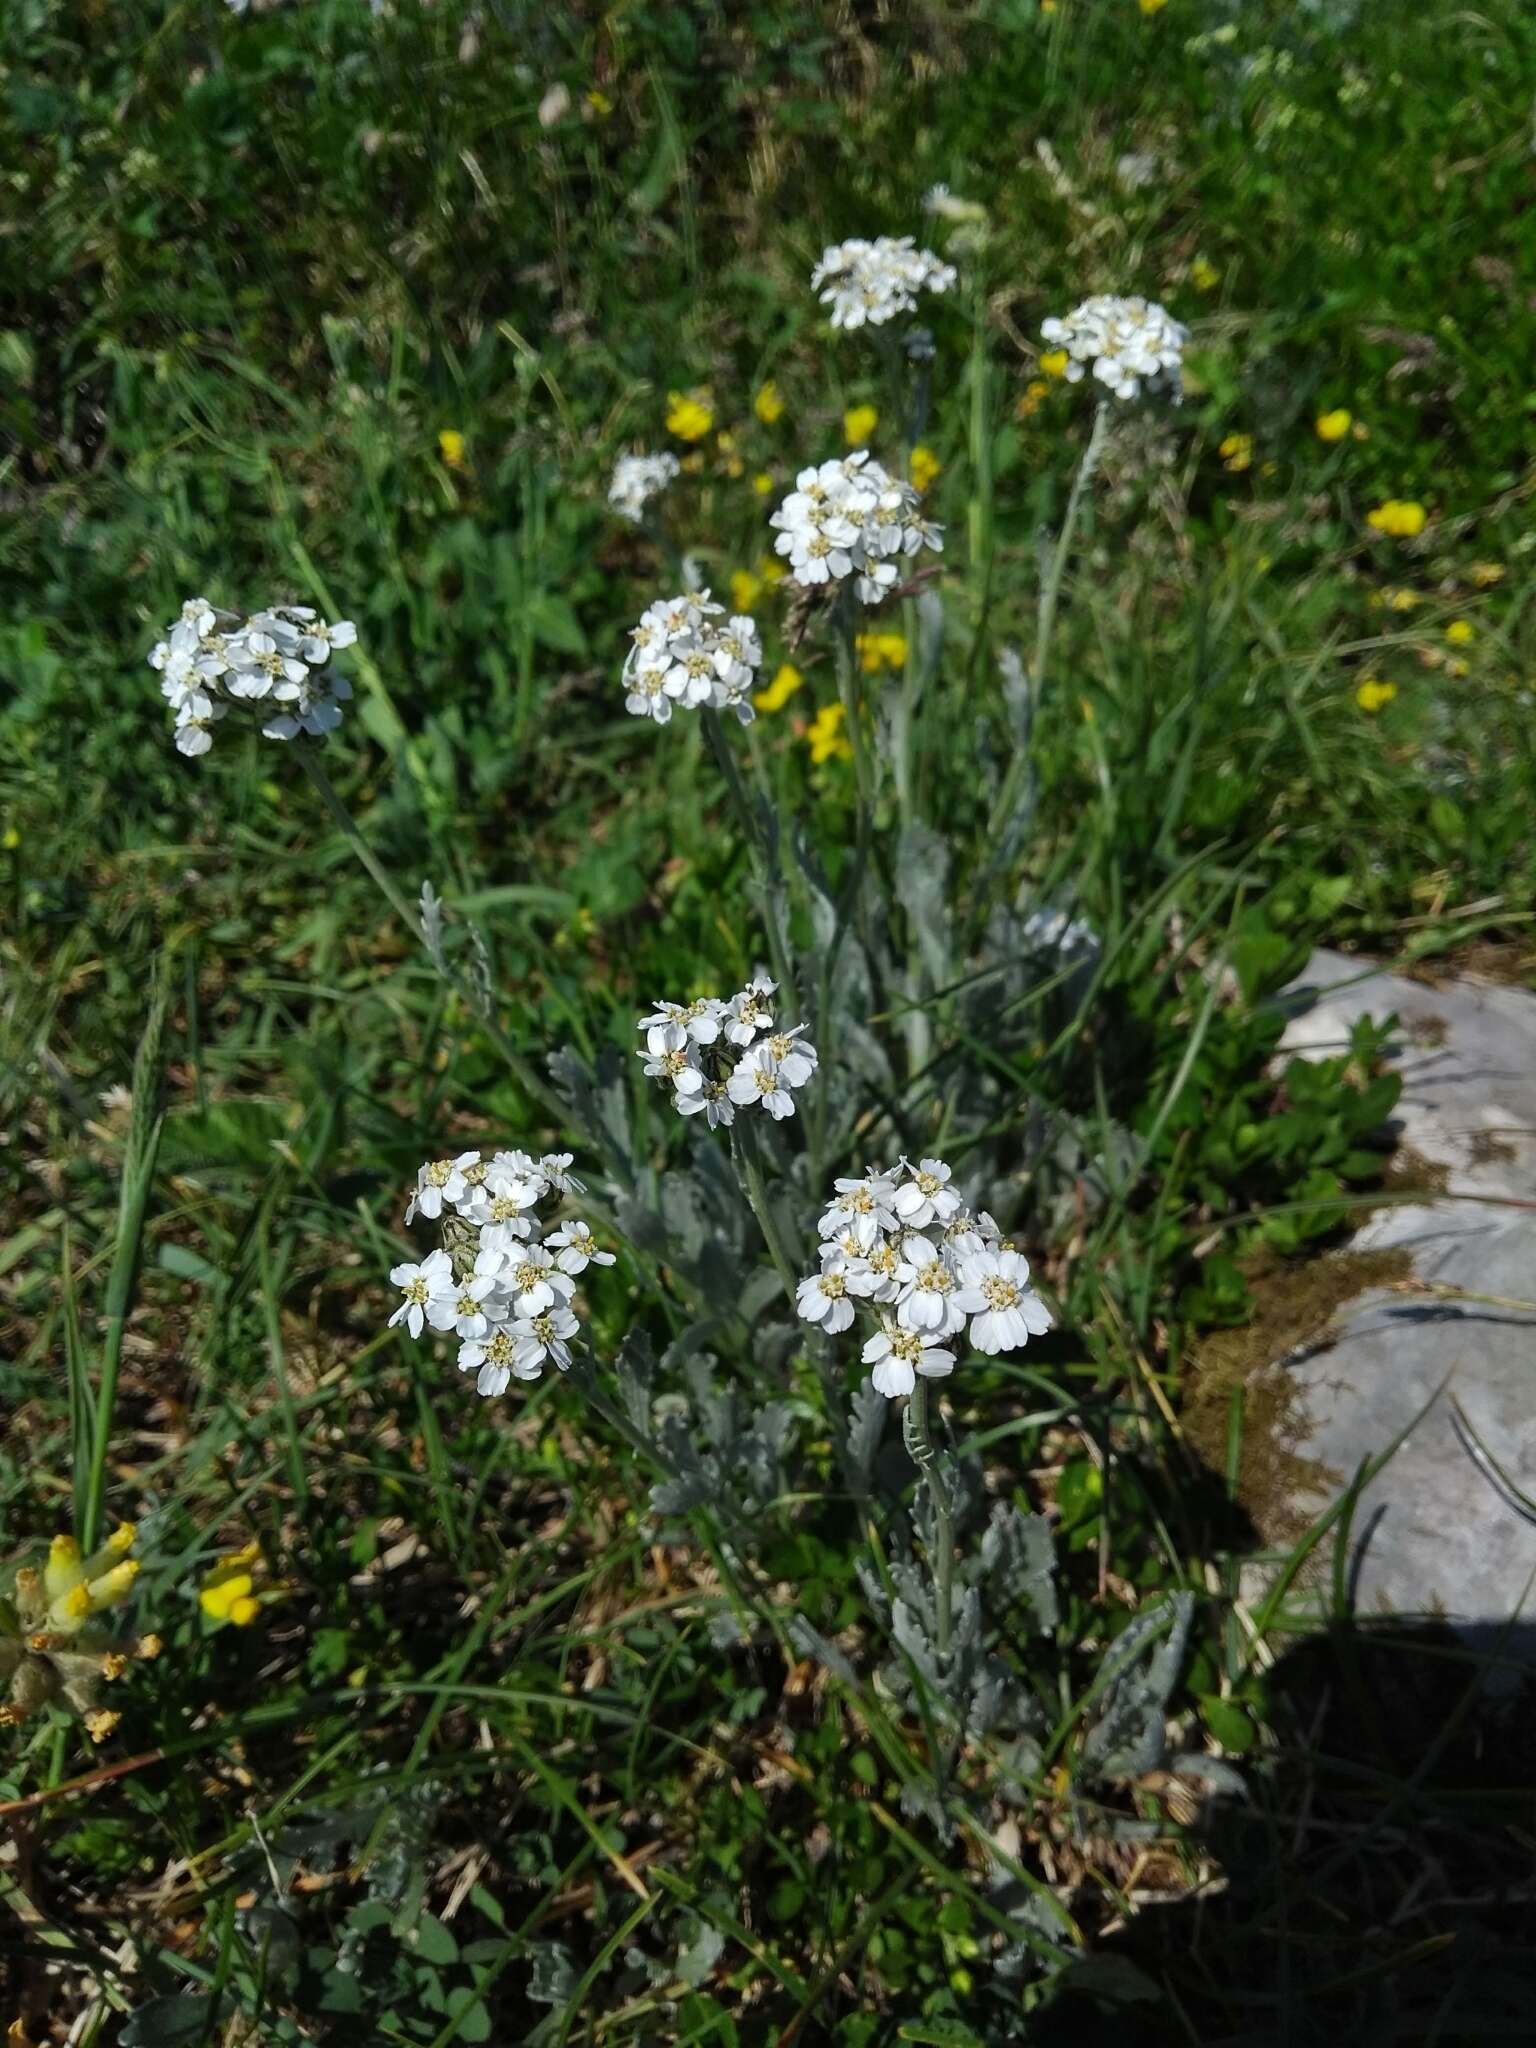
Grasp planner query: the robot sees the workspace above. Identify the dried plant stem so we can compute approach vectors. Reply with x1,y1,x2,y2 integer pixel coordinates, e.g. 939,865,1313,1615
904,1378,954,1658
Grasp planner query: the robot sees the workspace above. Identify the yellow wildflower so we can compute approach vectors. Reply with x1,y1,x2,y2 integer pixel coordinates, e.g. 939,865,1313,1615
84,1709,121,1743
754,380,785,425
1017,379,1049,420
585,88,613,118
758,554,786,586
807,701,854,764
1315,409,1351,443
1384,587,1420,611
1140,0,1169,15
1219,432,1253,473
844,404,879,446
199,1542,269,1629
1190,256,1218,292
910,444,941,492
754,663,805,714
752,471,774,496
856,631,909,675
1367,499,1427,539
1445,620,1475,647
716,429,744,478
666,390,714,442
2,825,19,850
438,430,467,470
1446,657,1470,679
1355,677,1397,713
1041,0,1057,12
1470,562,1505,587
730,568,763,614
1039,349,1069,379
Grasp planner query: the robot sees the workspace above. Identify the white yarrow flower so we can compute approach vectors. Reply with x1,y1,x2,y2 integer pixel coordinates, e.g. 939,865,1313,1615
1039,294,1188,402
608,451,681,523
621,592,760,727
146,596,358,758
388,1249,454,1339
811,236,956,330
770,454,941,608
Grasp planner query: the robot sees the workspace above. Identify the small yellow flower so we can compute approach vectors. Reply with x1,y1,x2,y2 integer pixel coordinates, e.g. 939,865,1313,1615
752,470,774,496
1041,0,1057,12
1017,379,1050,420
666,390,714,442
806,701,854,764
1383,587,1420,611
438,430,467,470
1190,256,1219,292
1219,432,1253,473
84,1709,121,1743
910,444,941,492
754,380,785,425
1,825,18,850
1470,562,1505,587
1367,499,1427,539
1445,620,1475,647
730,568,763,614
1315,408,1352,443
1140,0,1169,15
716,429,743,478
754,663,805,713
199,1543,270,1629
1039,349,1070,379
856,631,909,675
1446,657,1470,679
844,403,879,446
1355,677,1397,713
585,88,613,118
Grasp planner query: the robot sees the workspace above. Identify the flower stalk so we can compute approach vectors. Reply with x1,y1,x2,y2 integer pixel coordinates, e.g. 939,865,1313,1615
903,1378,954,1658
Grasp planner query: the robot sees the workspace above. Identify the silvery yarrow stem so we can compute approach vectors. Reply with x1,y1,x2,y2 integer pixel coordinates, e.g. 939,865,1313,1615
700,711,801,1022
983,399,1110,855
904,1376,954,1658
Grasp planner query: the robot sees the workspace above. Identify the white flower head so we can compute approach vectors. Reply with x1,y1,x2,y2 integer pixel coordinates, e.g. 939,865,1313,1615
620,593,757,727
958,1246,1053,1354
638,996,814,1127
388,1249,454,1339
727,1043,799,1121
148,595,357,758
770,455,941,609
862,1321,955,1400
811,235,956,330
1040,294,1188,403
796,1256,859,1334
609,450,680,523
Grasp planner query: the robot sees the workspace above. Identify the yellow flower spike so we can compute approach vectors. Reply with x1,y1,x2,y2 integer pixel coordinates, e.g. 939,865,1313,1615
87,1559,139,1610
729,568,763,614
1355,677,1397,713
1315,408,1352,442
55,1584,93,1626
1039,349,1069,379
45,1536,83,1600
751,471,774,497
438,429,467,470
665,390,714,441
84,1709,120,1743
1445,620,1475,646
1190,256,1219,292
754,380,785,425
806,702,854,764
1219,432,1253,473
910,444,941,492
843,404,879,446
754,663,805,713
1470,562,1505,587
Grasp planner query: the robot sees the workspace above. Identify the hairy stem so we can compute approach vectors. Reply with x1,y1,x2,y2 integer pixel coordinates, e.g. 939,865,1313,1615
904,1377,954,1658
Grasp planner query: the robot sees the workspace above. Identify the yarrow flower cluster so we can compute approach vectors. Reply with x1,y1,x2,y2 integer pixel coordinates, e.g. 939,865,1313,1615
388,1149,613,1399
770,452,942,606
636,979,818,1127
1039,295,1189,402
811,236,956,330
621,592,762,725
608,451,681,524
796,1158,1052,1399
148,598,356,758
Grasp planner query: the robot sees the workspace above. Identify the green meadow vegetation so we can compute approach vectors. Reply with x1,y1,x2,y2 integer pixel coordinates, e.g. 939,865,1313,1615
3,0,1536,2041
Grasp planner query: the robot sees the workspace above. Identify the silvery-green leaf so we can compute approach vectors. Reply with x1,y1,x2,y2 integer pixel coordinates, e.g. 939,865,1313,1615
981,1504,1060,1633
